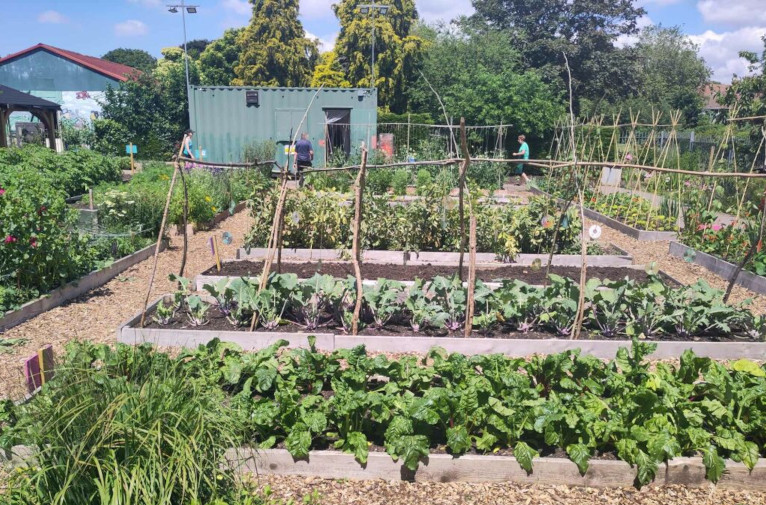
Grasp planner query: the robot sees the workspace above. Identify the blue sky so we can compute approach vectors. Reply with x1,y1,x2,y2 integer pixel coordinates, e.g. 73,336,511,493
1,0,764,83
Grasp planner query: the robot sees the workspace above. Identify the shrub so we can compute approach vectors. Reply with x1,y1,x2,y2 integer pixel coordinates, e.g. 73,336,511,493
391,169,411,195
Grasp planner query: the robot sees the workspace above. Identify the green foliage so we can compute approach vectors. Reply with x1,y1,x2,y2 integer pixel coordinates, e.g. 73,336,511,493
245,191,582,256
311,51,352,88
233,0,318,86
470,0,645,113
0,145,122,197
390,169,411,195
408,24,564,137
333,0,425,113
199,29,243,86
101,47,157,73
183,39,213,60
10,338,766,490
4,343,242,504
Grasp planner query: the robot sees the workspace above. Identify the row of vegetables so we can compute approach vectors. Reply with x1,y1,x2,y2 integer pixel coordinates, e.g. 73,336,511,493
2,338,765,496
155,272,766,341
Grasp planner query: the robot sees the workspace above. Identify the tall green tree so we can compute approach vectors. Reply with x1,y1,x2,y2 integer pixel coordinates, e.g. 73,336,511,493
233,0,317,86
722,35,766,152
101,48,156,73
181,39,212,59
97,48,198,158
333,0,425,113
198,29,243,85
408,24,564,139
633,26,710,125
311,51,352,88
470,0,645,112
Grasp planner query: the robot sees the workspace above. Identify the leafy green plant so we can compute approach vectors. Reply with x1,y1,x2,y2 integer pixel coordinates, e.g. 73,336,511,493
391,169,411,196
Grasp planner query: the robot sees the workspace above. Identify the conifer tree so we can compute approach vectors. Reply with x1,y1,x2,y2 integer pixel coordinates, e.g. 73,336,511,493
233,0,318,86
311,51,352,88
333,0,424,113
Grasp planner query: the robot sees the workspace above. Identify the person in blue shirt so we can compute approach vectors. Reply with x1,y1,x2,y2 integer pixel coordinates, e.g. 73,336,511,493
512,134,529,184
294,133,313,187
182,129,195,159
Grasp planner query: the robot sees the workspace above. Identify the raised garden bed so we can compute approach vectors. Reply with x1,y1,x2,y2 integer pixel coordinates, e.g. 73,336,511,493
237,247,634,268
668,241,766,296
121,297,766,360
229,448,766,490
195,260,676,291
529,187,678,241
0,240,168,331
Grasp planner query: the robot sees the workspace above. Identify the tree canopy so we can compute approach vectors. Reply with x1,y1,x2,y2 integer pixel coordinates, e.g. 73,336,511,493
311,51,352,88
198,29,243,86
408,24,564,138
101,48,157,73
233,0,317,86
333,0,425,113
470,0,646,113
182,39,212,60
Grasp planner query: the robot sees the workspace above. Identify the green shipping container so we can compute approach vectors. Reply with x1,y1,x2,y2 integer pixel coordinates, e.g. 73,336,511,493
189,86,378,167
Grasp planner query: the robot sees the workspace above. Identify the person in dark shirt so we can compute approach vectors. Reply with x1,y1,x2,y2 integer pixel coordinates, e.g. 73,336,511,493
294,133,313,187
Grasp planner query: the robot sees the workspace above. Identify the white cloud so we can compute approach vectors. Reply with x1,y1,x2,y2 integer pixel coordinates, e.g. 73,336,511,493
127,0,163,8
37,10,68,24
688,26,766,82
638,0,683,5
416,0,473,22
300,0,336,19
698,0,766,27
221,0,252,16
614,15,653,48
306,30,337,52
115,20,149,37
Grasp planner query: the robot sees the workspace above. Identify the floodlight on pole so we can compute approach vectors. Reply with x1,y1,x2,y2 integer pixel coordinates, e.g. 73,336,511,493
167,1,198,95
357,1,389,91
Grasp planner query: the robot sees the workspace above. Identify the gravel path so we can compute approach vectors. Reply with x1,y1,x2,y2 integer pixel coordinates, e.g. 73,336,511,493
252,475,765,505
0,210,253,399
594,221,766,314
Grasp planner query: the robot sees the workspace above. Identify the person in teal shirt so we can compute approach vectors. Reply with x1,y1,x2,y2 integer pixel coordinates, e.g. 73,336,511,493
512,134,529,183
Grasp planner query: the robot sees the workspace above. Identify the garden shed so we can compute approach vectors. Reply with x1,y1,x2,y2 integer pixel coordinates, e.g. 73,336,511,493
0,84,61,149
188,86,377,167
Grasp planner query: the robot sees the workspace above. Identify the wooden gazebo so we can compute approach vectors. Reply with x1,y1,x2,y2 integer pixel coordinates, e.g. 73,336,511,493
0,84,61,150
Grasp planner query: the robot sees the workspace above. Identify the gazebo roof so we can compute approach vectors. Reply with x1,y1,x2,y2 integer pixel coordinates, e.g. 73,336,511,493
0,84,62,110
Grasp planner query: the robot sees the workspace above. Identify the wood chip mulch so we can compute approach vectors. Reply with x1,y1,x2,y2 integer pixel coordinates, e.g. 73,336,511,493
593,220,766,315
0,210,253,400
251,475,766,505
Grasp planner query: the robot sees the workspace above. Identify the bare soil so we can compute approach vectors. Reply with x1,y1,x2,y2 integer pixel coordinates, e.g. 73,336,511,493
202,261,674,285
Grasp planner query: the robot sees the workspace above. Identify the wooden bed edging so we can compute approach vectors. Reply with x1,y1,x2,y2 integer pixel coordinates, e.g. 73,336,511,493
669,241,766,296
225,448,766,490
4,446,762,490
119,299,766,360
236,247,634,268
528,187,678,242
0,240,168,332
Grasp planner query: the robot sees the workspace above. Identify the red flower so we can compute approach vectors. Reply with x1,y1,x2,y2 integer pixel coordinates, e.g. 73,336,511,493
0,187,5,196
4,235,17,244
37,205,47,215
30,236,38,248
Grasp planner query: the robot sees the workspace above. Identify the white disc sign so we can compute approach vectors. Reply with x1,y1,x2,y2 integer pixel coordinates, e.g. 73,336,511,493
588,224,602,239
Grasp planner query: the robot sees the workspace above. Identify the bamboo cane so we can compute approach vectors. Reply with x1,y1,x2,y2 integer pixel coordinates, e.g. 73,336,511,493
464,213,477,337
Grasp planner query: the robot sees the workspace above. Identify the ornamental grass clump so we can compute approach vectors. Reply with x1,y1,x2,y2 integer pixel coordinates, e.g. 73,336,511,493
2,343,243,505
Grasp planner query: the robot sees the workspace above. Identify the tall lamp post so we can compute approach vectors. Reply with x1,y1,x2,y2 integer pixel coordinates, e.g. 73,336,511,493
358,1,389,91
167,1,198,92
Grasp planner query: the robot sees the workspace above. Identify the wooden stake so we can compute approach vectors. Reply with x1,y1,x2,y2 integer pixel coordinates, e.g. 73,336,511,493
129,142,135,174
351,149,368,336
457,118,470,280
213,235,222,272
140,159,181,327
464,213,477,338
88,188,93,210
